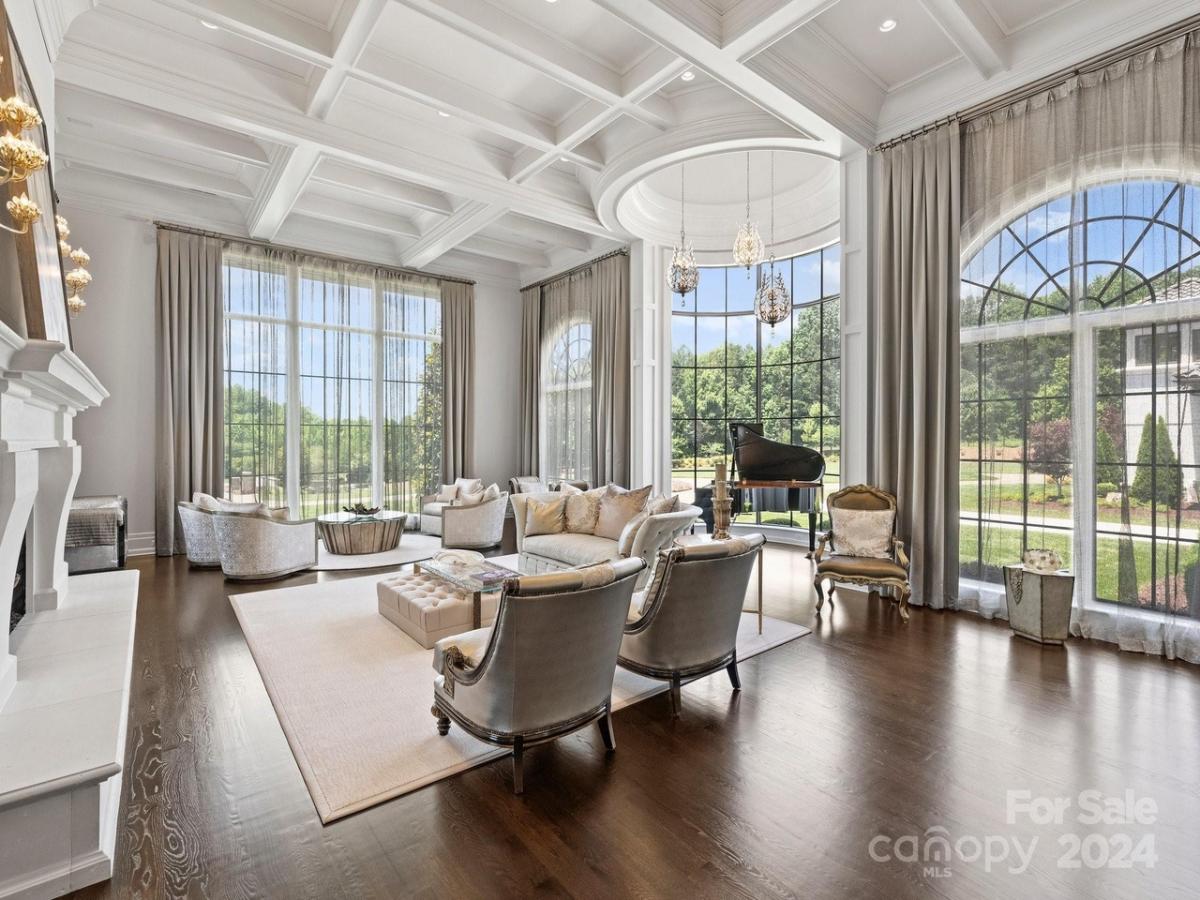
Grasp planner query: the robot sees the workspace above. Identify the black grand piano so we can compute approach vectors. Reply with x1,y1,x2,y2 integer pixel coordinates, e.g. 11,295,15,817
695,422,826,553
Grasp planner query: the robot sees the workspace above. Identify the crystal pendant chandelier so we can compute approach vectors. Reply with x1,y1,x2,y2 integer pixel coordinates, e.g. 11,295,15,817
667,161,699,305
755,151,790,329
731,151,763,275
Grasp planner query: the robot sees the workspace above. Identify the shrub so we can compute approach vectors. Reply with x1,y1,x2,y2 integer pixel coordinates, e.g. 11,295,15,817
1096,482,1118,497
1130,414,1183,508
1095,427,1124,489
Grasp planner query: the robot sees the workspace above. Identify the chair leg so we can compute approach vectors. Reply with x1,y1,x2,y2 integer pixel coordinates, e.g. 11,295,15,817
512,737,525,794
668,674,682,718
597,701,616,751
726,652,741,691
814,577,824,612
898,586,911,622
431,704,450,736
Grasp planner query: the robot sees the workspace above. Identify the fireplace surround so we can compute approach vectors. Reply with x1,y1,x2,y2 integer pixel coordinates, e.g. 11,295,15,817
0,319,138,898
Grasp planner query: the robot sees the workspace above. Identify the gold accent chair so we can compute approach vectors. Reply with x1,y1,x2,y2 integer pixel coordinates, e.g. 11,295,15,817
813,484,911,621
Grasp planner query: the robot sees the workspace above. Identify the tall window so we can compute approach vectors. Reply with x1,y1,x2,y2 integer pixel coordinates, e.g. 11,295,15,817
960,180,1200,620
223,253,442,516
670,245,841,527
541,320,592,483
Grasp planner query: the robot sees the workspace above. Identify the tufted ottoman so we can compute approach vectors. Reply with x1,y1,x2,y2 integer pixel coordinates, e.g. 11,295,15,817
377,569,501,648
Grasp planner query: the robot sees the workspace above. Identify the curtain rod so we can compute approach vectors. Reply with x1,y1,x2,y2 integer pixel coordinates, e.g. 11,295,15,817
520,247,629,292
873,13,1200,153
153,221,477,286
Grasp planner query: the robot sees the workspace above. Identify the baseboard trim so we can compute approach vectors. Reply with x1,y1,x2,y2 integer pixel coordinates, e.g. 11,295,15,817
126,531,155,556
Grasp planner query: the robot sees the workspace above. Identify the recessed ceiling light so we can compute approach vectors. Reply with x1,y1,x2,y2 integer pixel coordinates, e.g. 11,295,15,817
680,70,695,82
200,19,219,30
437,110,451,117
879,19,897,32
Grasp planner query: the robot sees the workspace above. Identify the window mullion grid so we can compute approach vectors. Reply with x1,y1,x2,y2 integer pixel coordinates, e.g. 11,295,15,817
286,262,302,517
371,277,385,509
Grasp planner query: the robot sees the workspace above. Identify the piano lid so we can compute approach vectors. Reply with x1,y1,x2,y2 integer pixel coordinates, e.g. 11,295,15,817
729,422,825,484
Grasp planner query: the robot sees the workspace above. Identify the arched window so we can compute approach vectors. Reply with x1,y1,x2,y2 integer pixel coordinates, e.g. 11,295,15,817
541,320,592,483
960,179,1200,620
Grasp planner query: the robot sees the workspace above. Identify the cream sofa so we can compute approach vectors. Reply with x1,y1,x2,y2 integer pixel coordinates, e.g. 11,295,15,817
509,491,699,589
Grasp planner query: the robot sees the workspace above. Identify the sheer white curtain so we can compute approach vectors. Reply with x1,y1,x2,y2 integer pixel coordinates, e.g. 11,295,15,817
960,31,1200,662
540,271,592,484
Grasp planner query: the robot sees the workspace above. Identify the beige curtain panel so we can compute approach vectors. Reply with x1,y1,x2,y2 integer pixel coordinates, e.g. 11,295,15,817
590,253,630,487
871,121,961,609
518,285,541,475
155,228,225,555
440,280,475,482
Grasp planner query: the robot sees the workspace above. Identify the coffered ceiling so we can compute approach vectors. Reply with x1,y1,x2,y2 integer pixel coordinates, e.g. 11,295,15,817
42,0,1196,283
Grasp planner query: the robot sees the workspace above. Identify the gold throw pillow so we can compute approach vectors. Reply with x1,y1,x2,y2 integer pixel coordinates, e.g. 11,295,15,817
524,495,567,536
564,487,606,534
595,484,652,540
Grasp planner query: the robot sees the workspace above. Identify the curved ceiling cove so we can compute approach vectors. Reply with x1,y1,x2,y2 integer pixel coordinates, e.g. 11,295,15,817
607,146,840,262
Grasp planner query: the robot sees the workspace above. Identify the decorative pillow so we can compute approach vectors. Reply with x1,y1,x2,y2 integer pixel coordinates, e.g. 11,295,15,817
558,482,582,495
482,483,502,502
436,484,459,503
456,490,485,508
516,480,548,494
192,491,221,511
616,493,680,556
524,496,567,536
264,506,290,520
454,477,483,495
830,507,895,559
595,484,652,541
564,487,605,534
649,493,679,515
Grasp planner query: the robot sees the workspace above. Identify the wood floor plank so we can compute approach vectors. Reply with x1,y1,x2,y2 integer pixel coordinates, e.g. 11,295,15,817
66,547,1200,899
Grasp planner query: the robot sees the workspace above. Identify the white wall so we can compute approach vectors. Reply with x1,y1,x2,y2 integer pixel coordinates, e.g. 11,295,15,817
63,207,159,554
469,274,522,488
61,205,522,554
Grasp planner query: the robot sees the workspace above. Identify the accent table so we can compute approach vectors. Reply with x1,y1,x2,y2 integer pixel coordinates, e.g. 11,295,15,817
317,511,407,555
1003,565,1074,645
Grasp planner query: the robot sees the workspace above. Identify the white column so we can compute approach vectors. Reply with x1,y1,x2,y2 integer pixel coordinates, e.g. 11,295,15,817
629,241,669,491
0,449,38,706
28,444,80,613
839,149,872,486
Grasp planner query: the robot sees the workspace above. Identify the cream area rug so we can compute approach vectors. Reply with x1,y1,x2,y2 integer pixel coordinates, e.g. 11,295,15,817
230,567,810,823
312,532,441,571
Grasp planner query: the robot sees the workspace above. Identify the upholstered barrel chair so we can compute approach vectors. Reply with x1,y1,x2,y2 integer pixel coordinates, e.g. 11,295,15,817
430,557,645,794
619,533,765,716
813,484,911,621
177,501,221,567
211,511,318,581
442,492,508,550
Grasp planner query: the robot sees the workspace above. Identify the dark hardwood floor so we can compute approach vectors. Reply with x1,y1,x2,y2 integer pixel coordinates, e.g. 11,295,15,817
71,545,1200,899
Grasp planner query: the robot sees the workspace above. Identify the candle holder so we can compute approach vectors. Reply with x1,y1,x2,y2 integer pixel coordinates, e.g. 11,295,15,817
713,462,732,540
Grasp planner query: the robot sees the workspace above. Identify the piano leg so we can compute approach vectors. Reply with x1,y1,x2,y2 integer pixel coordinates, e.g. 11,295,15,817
806,511,817,558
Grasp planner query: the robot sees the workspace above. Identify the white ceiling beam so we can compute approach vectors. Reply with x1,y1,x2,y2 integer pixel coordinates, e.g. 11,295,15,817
394,0,672,131
916,0,1007,78
722,0,841,61
56,133,255,201
55,44,614,238
246,145,321,240
150,0,332,65
309,160,454,216
587,0,853,149
290,192,420,237
458,234,550,268
305,0,390,118
400,202,508,268
495,215,594,253
57,85,271,166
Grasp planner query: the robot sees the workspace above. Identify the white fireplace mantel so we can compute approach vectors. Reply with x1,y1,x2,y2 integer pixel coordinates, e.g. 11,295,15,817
0,319,139,899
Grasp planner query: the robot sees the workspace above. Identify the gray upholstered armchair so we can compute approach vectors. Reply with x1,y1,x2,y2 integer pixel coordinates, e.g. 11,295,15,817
211,511,318,581
431,557,645,794
619,533,765,717
442,492,508,549
177,501,221,567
